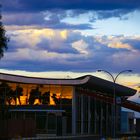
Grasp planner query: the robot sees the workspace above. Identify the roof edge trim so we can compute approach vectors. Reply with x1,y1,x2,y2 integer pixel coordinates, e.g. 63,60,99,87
0,73,90,85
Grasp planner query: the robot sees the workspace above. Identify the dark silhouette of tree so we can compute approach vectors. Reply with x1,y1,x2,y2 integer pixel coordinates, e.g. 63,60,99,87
6,89,13,105
0,82,9,105
0,82,23,105
61,98,72,105
41,91,50,105
13,85,23,105
51,93,60,105
0,5,9,58
51,93,72,106
5,85,14,105
29,86,41,105
0,82,14,120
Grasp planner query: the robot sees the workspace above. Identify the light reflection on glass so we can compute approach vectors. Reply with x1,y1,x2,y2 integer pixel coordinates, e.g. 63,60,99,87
0,81,73,106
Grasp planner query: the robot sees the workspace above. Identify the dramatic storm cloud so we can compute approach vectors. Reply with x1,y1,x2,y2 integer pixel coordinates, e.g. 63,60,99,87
0,28,140,72
1,0,140,12
0,0,140,73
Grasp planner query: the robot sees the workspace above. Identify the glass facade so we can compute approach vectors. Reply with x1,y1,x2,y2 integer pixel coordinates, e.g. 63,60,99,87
0,80,121,137
0,81,73,135
75,88,120,137
0,82,72,106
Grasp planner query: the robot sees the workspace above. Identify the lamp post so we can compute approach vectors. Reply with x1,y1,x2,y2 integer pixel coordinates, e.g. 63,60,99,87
97,69,132,138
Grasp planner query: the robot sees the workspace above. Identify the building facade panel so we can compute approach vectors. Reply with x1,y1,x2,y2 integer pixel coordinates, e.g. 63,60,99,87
0,73,137,139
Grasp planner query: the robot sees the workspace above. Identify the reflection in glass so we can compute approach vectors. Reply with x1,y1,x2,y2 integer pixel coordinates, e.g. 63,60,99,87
0,81,73,106
29,86,41,105
0,82,23,105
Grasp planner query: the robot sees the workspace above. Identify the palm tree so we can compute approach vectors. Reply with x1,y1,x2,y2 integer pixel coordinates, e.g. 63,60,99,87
0,82,13,119
51,93,60,105
29,86,41,105
13,85,23,105
0,82,8,106
0,5,9,58
6,88,14,105
41,91,50,105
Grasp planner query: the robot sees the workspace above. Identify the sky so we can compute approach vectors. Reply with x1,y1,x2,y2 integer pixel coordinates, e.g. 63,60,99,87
0,0,140,109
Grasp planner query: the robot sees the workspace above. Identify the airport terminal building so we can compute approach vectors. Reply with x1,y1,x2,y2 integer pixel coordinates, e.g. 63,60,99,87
0,73,137,138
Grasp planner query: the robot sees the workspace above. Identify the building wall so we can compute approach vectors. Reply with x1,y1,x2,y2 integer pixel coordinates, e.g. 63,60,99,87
0,80,121,137
0,119,36,138
121,111,135,134
0,81,73,136
73,88,118,137
136,118,140,136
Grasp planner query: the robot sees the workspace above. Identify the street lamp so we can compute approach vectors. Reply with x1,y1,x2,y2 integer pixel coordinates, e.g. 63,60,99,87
97,69,132,138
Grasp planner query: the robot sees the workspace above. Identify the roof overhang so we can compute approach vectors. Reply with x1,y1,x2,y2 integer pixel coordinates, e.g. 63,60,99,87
0,72,90,85
0,72,137,97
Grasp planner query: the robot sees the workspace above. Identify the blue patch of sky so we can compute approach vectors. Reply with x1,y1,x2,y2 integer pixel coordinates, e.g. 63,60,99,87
61,12,91,25
62,10,140,36
92,10,140,36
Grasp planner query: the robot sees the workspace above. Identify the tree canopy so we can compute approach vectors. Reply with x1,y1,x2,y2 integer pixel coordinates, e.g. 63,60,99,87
0,6,9,58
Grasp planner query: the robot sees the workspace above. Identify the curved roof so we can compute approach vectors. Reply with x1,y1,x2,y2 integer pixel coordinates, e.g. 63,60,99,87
0,72,136,97
0,72,90,85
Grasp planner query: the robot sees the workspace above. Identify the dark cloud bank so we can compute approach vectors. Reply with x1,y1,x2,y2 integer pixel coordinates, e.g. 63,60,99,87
0,0,140,73
1,0,140,12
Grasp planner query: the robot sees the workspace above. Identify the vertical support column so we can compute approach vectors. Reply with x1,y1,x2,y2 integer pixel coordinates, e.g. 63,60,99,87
81,94,84,134
106,103,108,137
88,96,91,134
72,87,76,135
112,104,114,137
94,98,97,134
116,105,121,135
108,104,111,136
116,104,118,135
23,112,25,120
62,115,67,136
100,100,103,137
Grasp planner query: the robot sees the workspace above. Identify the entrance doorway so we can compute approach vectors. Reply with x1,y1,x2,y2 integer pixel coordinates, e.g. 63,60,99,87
47,113,57,134
35,111,64,135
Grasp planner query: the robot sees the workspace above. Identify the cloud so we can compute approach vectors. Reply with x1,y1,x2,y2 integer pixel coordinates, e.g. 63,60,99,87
72,40,89,55
1,0,139,34
109,52,140,73
88,9,134,22
46,22,93,30
3,11,93,30
3,12,45,26
5,25,43,31
108,42,132,50
1,0,140,12
95,35,140,52
37,33,78,54
122,37,140,51
1,46,89,71
2,7,139,33
1,27,140,72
